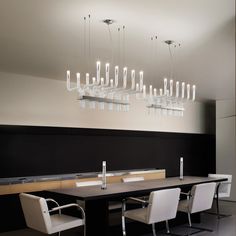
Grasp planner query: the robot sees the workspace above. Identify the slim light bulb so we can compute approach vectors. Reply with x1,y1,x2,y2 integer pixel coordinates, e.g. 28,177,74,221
139,71,143,92
105,63,109,85
192,85,196,101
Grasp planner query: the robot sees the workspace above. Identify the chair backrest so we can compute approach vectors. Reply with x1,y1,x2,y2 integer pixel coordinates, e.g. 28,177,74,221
122,176,145,183
76,180,102,187
189,182,216,214
147,188,180,224
208,174,232,198
19,193,51,234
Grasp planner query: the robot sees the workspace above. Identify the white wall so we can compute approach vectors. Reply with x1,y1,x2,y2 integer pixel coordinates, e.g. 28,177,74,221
216,100,236,201
0,71,211,134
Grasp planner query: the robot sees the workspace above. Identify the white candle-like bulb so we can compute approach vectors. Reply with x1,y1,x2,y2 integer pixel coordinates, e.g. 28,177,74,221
181,82,185,99
76,73,80,89
154,88,157,97
66,70,71,91
131,70,135,90
160,88,163,96
143,85,146,98
101,77,104,86
92,77,96,85
105,63,109,85
166,89,169,96
149,85,153,97
96,61,101,84
164,78,168,95
187,84,190,100
115,66,119,87
176,81,179,98
170,79,173,96
86,73,89,85
192,85,196,101
136,83,139,91
123,67,127,88
110,79,114,88
139,71,143,92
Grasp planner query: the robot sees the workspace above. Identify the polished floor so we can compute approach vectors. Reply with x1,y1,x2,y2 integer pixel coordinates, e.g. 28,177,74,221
1,200,236,236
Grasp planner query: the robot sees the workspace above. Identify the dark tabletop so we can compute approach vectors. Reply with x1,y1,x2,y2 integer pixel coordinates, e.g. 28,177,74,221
48,176,227,201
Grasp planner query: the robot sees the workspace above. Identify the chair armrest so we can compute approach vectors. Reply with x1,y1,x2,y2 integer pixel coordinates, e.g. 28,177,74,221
50,203,86,219
180,191,191,196
127,197,149,204
46,198,60,207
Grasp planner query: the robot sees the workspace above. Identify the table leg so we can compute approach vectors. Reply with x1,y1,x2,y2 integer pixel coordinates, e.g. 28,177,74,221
85,199,109,236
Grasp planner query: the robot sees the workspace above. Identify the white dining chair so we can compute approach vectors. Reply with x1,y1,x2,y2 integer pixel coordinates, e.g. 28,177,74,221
122,188,181,236
19,193,85,236
208,173,232,218
178,182,216,234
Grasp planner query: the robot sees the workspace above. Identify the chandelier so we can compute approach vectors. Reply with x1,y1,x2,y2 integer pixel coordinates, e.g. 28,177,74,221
66,62,144,112
141,40,196,116
66,17,196,115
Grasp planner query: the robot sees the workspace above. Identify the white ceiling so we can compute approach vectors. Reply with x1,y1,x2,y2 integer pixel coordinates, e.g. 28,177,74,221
0,0,235,101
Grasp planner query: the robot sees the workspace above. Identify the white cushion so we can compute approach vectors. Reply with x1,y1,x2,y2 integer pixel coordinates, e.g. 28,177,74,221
49,214,84,234
124,208,148,224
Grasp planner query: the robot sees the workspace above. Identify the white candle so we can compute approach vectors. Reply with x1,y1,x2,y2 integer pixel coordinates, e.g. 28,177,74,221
123,67,127,88
136,83,140,92
181,82,185,99
110,79,114,88
105,63,109,85
143,85,146,98
164,78,168,95
160,88,163,96
66,70,71,91
92,77,96,85
170,79,173,96
176,81,179,98
139,71,143,92
76,73,80,88
101,77,104,86
96,61,101,84
115,66,119,87
187,84,190,100
131,70,135,90
154,88,157,97
149,85,153,97
192,85,196,101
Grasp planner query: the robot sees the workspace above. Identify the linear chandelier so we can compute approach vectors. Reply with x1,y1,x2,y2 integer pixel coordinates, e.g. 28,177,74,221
67,62,144,112
66,16,196,115
143,78,196,116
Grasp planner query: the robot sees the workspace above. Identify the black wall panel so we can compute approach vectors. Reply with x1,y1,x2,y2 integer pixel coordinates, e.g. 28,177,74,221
0,125,216,178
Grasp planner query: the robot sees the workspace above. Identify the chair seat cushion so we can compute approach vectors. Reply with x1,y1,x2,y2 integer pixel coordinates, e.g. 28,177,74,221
49,214,84,234
124,208,148,224
178,199,189,213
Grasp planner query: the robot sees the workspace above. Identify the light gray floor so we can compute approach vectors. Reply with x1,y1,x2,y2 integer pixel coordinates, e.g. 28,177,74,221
1,200,236,236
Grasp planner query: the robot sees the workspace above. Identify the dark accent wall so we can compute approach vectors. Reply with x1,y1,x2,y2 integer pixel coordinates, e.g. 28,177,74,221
0,125,215,179
0,125,216,232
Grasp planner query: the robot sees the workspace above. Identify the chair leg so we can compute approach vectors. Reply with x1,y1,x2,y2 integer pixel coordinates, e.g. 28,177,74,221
57,232,61,236
122,216,126,236
187,213,192,227
152,223,157,236
166,220,170,234
122,200,126,236
84,225,86,236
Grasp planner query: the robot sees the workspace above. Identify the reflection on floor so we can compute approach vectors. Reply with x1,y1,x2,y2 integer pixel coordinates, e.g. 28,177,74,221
0,200,236,236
